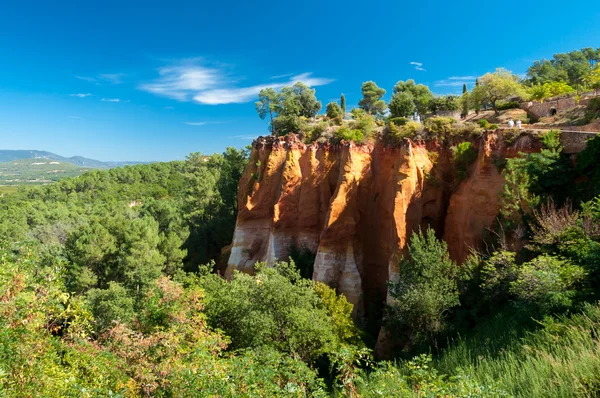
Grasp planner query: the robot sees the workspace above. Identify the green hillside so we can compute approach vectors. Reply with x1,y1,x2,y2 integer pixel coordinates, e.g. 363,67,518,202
0,158,91,185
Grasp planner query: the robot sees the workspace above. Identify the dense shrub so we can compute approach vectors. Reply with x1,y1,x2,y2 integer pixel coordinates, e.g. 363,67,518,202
478,119,490,129
584,97,600,123
386,228,463,345
388,121,423,143
326,101,342,119
424,116,456,137
451,141,478,182
387,116,409,126
334,126,364,143
496,101,521,110
197,261,359,363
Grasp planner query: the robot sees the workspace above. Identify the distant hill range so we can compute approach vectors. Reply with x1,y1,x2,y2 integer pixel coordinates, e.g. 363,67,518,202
0,150,147,169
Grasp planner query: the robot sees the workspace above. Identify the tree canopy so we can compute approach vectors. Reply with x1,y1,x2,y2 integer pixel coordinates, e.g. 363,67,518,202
470,68,526,113
392,79,434,116
358,81,387,116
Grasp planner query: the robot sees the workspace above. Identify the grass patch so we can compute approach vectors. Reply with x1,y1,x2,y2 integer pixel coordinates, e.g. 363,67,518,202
436,303,600,397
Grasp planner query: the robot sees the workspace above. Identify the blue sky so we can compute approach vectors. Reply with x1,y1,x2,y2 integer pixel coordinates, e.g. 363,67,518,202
0,0,598,161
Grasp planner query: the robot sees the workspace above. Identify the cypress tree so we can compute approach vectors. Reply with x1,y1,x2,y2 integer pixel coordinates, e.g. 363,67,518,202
340,94,346,116
462,83,467,94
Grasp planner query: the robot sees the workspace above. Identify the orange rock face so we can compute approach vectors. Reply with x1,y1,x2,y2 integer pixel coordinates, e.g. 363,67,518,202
225,130,588,355
226,135,447,317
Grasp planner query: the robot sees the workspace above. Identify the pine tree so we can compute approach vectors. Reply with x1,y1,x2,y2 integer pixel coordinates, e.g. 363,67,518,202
462,83,467,94
340,94,346,117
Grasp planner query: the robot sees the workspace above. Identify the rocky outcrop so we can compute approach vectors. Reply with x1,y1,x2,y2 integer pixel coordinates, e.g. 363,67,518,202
226,135,446,316
225,130,589,354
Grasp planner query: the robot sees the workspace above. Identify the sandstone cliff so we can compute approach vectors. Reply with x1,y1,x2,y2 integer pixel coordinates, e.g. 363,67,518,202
226,132,549,326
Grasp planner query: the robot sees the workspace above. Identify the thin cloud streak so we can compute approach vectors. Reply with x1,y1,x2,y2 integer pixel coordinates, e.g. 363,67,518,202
140,61,334,105
75,75,97,83
99,73,126,84
70,93,93,98
185,122,207,126
102,98,121,102
410,61,426,71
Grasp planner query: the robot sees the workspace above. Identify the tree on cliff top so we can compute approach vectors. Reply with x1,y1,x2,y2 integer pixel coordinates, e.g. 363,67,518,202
255,82,322,136
340,93,346,117
392,79,434,116
255,88,280,130
388,91,414,118
359,81,386,116
470,68,526,114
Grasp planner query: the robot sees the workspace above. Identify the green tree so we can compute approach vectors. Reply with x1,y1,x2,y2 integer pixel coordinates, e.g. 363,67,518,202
388,91,415,118
583,65,600,94
470,68,526,114
510,255,585,311
198,260,354,363
386,228,461,344
528,81,575,102
340,93,346,116
462,83,467,94
358,81,387,116
392,79,434,116
255,88,280,133
326,101,343,119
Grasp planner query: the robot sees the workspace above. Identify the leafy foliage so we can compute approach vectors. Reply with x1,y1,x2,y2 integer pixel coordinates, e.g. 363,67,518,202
393,79,434,116
471,68,526,113
386,228,462,345
527,81,575,102
358,81,386,116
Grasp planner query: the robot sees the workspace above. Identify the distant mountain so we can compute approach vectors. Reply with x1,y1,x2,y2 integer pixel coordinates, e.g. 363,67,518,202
0,150,147,169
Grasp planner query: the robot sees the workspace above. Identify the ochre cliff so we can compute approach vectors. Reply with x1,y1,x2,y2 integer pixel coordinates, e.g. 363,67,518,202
225,132,547,326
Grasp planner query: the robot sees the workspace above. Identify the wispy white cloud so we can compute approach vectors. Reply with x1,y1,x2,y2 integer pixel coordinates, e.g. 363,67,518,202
434,76,478,87
271,73,295,79
184,121,226,126
229,135,257,140
410,62,426,72
140,60,334,105
75,75,97,83
101,98,121,102
70,93,93,98
447,76,477,80
67,116,83,120
99,73,126,84
194,73,334,105
139,63,222,101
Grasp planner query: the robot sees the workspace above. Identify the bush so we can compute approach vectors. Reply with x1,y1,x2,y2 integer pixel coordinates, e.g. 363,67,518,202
388,121,423,143
423,116,456,138
451,141,478,182
478,119,490,129
326,101,343,119
271,115,300,136
351,113,377,137
496,101,521,110
387,116,409,126
386,228,462,344
335,126,364,143
490,123,499,129
198,261,355,364
510,255,584,311
452,122,485,138
584,97,600,123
